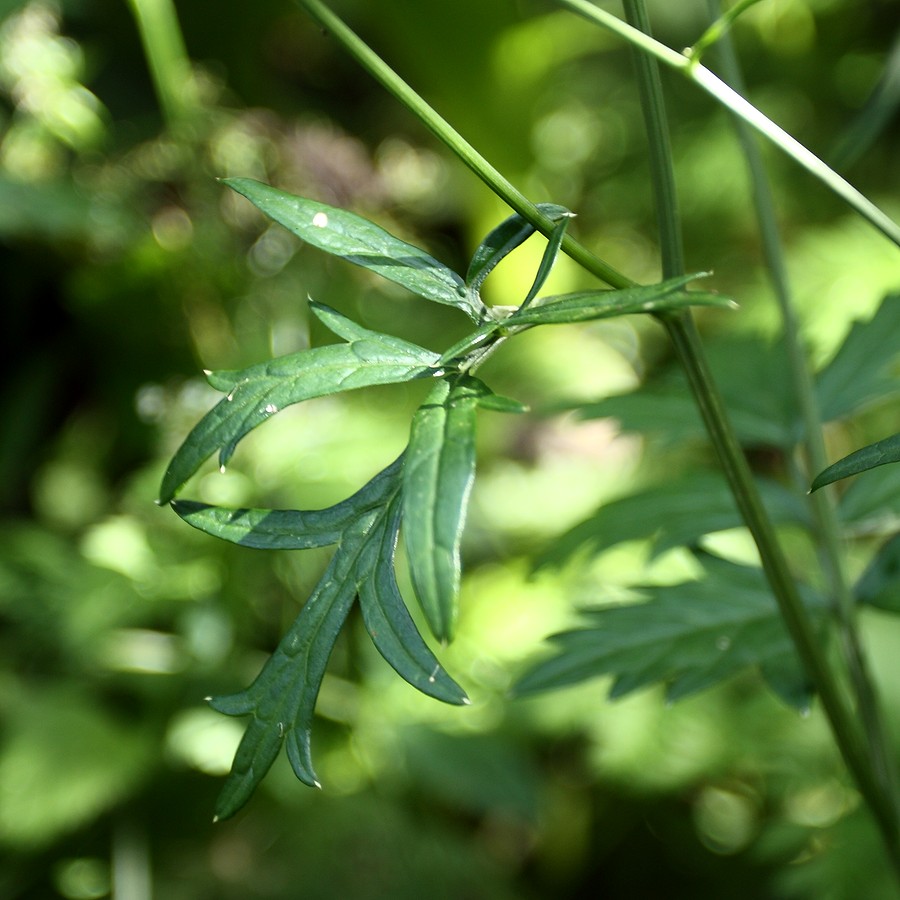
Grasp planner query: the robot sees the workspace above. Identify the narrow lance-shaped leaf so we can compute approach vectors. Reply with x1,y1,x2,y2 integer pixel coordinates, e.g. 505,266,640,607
508,273,734,326
403,376,479,642
158,331,439,504
169,456,403,549
465,202,572,295
811,432,900,492
518,213,574,312
356,494,469,704
224,177,483,320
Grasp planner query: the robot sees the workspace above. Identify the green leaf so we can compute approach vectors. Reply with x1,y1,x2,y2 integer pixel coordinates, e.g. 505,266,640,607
855,534,900,613
508,273,733,326
815,294,900,422
465,202,571,295
169,457,403,549
403,377,479,642
811,431,900,492
837,457,900,530
210,523,364,819
356,495,469,704
224,177,482,319
577,335,799,450
519,213,573,311
515,555,820,709
158,335,438,504
538,470,810,569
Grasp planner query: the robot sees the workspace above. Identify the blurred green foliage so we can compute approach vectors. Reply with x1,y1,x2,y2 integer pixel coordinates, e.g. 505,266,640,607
1,0,898,897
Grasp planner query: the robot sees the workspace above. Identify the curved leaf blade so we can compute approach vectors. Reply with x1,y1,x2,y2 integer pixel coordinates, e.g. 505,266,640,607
357,496,469,704
159,339,438,504
403,377,479,642
224,177,481,319
170,457,403,549
812,431,900,492
466,202,571,294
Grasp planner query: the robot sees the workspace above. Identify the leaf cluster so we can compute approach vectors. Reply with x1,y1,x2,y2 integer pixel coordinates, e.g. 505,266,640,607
160,178,731,818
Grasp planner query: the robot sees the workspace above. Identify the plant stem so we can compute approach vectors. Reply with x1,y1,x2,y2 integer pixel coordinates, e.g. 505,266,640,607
126,0,197,126
296,0,900,863
553,0,900,250
705,0,900,865
294,0,634,292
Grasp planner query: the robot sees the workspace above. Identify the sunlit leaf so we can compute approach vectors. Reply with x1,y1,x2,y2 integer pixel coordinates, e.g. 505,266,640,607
169,457,403,549
403,377,479,641
158,336,438,504
815,294,900,422
224,177,482,319
508,273,733,326
465,202,571,295
356,495,469,704
538,470,809,569
516,555,820,709
812,432,900,492
519,213,574,311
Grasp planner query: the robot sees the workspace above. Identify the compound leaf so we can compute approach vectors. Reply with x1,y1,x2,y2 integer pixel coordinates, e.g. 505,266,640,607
224,177,482,319
403,377,479,642
516,555,819,709
159,336,438,504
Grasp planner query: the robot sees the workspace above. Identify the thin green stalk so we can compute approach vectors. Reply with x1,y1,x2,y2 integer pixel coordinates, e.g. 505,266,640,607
295,0,632,292
126,0,197,125
294,0,900,863
706,0,900,852
553,0,900,250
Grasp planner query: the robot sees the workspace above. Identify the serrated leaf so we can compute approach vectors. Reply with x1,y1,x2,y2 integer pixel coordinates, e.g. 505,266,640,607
815,294,900,422
508,273,733,326
224,177,481,319
577,336,799,450
403,377,479,641
159,336,439,503
357,495,469,704
538,470,810,569
465,203,571,295
812,431,900,492
169,457,403,549
515,555,820,709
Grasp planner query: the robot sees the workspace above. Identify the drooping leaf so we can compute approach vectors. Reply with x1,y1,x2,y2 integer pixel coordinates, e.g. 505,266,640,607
508,273,734,326
812,431,900,492
537,470,810,569
855,534,900,614
815,294,900,422
403,377,479,642
169,457,403,549
465,202,571,295
224,177,482,319
515,555,820,709
210,523,365,819
158,335,439,503
356,495,469,704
